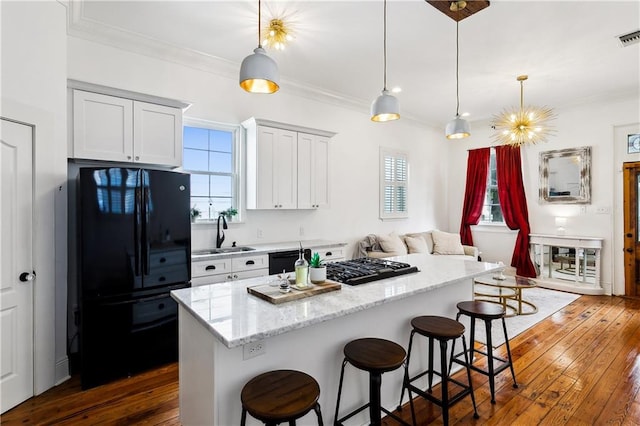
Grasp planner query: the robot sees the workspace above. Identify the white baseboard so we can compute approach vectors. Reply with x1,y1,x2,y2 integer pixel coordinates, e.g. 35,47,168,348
54,356,70,386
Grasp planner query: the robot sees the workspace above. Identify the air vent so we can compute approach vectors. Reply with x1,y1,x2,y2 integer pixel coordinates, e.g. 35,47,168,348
617,30,640,47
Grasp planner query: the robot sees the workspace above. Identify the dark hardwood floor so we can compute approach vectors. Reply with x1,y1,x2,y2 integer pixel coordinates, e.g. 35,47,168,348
2,294,639,425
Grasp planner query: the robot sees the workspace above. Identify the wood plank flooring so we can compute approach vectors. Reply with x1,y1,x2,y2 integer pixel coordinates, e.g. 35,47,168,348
2,294,639,425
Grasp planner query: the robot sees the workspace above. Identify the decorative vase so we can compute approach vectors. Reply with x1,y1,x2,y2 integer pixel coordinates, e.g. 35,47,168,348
309,266,326,284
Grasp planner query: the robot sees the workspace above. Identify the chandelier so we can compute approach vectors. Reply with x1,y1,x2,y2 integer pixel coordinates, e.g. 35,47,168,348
492,75,555,146
262,18,293,50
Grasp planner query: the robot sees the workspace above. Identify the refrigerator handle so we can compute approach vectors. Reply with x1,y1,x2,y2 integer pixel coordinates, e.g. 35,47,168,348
134,186,142,276
143,185,150,276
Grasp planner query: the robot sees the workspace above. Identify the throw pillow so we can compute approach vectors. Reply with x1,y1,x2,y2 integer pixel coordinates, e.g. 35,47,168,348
405,235,429,254
431,230,465,255
378,232,408,255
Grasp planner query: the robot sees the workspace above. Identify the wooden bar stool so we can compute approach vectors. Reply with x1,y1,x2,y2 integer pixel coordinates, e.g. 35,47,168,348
451,300,518,404
399,316,478,426
241,369,324,426
334,338,412,426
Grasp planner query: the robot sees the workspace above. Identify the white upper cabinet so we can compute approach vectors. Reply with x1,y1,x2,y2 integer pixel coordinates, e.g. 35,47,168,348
133,101,182,166
243,118,335,210
70,82,189,168
298,133,330,209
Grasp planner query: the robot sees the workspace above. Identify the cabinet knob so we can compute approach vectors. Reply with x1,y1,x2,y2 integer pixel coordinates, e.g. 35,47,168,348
227,274,233,280
246,260,255,265
233,274,238,279
135,156,140,161
275,204,278,208
626,248,633,253
205,265,216,270
127,156,132,160
326,251,332,256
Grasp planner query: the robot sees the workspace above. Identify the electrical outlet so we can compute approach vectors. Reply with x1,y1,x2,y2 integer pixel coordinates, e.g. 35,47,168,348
243,340,266,359
257,228,263,239
595,206,611,214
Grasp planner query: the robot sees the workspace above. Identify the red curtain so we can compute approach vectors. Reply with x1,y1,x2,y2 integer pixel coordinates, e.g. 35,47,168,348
459,148,490,246
495,145,537,278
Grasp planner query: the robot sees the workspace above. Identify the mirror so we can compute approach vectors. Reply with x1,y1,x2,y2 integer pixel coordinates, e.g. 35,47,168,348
539,146,591,204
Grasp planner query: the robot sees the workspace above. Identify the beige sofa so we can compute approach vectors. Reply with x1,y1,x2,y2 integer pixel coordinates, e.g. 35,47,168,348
356,230,479,261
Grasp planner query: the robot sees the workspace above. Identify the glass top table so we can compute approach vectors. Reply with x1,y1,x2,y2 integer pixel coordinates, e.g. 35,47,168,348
473,275,538,317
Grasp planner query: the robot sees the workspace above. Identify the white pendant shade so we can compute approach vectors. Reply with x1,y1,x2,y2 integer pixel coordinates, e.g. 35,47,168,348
445,115,470,139
239,47,279,94
371,89,400,122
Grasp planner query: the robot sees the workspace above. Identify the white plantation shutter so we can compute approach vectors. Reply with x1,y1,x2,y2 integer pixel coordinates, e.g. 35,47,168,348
380,148,408,219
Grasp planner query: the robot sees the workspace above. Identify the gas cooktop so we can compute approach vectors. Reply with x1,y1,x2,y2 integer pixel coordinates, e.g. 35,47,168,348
325,257,419,286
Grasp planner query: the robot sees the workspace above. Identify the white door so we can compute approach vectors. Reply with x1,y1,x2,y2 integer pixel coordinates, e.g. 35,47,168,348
0,118,34,413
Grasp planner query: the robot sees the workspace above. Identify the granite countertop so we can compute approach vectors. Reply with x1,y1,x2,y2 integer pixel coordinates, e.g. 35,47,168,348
191,239,347,261
171,253,500,348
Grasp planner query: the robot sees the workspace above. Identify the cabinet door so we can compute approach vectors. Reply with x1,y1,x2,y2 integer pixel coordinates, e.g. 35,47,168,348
231,254,268,272
73,90,133,162
253,126,297,209
298,133,329,209
133,101,182,167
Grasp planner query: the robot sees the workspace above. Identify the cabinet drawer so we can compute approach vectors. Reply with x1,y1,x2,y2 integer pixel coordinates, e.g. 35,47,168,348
191,274,229,287
232,254,268,272
316,247,345,262
192,258,232,277
233,269,268,281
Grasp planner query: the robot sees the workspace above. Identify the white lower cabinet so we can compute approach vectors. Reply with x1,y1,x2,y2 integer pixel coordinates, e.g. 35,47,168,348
191,254,268,287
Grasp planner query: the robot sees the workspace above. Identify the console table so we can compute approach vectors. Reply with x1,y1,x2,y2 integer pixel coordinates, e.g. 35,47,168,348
529,234,604,295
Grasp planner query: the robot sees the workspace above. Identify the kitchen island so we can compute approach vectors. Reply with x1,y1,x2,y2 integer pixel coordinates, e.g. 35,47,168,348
171,253,500,425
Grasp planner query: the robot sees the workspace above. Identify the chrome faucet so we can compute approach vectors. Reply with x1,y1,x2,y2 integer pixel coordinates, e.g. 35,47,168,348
216,214,228,248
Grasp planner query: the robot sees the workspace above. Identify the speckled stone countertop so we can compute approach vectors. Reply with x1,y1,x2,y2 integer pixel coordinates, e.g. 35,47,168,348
172,253,500,348
191,239,347,261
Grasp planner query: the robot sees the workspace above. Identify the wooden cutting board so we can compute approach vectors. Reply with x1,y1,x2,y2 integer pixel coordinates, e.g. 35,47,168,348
247,280,341,305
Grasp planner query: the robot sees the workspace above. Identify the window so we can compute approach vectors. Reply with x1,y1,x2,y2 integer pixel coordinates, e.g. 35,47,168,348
380,148,408,219
183,119,240,222
480,148,504,223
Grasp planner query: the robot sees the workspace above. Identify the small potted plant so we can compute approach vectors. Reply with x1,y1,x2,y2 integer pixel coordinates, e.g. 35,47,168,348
308,252,326,284
220,207,238,221
190,206,201,223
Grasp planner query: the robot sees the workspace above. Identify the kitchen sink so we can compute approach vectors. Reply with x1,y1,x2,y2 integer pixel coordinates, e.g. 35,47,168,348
192,246,256,255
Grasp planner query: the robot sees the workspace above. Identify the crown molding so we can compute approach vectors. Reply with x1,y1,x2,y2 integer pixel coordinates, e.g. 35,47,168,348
64,0,435,129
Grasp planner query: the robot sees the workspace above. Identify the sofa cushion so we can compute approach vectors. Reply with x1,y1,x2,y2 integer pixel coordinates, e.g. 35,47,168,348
405,231,435,253
405,235,429,254
431,230,465,255
378,232,408,255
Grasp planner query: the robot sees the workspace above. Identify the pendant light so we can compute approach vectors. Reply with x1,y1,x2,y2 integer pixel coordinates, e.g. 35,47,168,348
445,20,470,139
239,0,279,94
371,0,399,122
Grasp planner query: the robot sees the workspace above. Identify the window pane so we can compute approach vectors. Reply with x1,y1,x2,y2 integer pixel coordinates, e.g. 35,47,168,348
190,174,209,197
190,198,211,221
184,148,209,171
209,197,233,214
183,127,209,150
209,152,232,173
396,158,407,182
396,186,407,211
210,130,232,152
481,149,504,223
210,175,232,197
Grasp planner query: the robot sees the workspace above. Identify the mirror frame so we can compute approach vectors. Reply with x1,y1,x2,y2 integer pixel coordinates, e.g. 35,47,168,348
539,146,591,204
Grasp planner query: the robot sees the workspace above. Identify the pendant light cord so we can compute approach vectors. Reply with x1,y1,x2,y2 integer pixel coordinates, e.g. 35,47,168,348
257,0,262,47
455,20,460,117
520,79,524,111
383,0,388,91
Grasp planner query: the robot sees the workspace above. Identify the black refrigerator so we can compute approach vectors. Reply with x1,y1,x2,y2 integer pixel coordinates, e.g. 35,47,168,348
77,167,191,389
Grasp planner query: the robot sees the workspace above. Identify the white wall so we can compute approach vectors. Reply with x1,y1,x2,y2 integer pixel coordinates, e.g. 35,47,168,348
1,1,69,391
67,36,450,259
448,96,640,295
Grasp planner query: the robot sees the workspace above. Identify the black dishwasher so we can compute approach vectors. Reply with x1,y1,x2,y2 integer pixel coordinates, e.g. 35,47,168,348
269,249,311,275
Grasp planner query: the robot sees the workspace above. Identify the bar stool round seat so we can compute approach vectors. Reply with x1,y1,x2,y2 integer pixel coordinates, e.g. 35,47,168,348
241,369,324,425
399,316,478,426
452,300,518,404
334,338,411,426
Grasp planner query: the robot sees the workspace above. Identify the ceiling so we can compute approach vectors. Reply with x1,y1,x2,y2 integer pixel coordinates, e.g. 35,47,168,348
69,0,640,127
